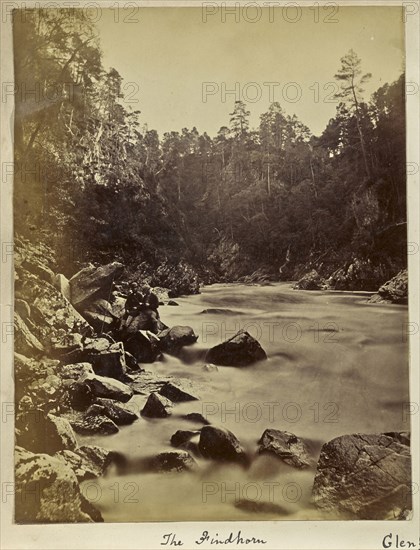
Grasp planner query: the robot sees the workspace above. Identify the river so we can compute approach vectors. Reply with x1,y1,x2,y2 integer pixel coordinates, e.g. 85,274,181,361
79,282,410,521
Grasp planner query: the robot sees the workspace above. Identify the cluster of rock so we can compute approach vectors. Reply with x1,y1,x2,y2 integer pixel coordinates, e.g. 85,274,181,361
13,236,271,522
12,236,411,522
293,264,408,304
368,269,408,304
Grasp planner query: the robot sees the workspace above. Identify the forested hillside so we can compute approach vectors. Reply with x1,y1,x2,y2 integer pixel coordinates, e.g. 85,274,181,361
14,9,407,291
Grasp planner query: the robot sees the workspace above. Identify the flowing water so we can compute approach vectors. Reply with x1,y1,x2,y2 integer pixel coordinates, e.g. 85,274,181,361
79,283,410,521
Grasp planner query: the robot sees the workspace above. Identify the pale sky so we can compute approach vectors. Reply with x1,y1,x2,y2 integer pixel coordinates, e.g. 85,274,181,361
96,6,405,138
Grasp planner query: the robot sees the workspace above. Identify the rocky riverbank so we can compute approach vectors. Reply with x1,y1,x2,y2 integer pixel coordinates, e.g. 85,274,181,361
13,236,412,522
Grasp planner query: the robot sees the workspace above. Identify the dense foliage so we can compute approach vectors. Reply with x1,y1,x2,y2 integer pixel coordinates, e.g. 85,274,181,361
14,11,406,283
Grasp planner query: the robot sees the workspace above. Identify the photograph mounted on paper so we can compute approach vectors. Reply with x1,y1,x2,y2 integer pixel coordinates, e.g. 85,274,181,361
11,5,412,523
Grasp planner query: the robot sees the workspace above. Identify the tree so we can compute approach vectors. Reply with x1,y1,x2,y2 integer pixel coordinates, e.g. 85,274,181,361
229,100,250,138
334,49,372,179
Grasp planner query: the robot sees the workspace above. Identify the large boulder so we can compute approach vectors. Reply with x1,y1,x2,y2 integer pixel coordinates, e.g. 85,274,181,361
122,311,167,335
198,425,248,465
258,429,313,469
123,330,161,363
80,373,134,403
15,447,99,522
312,433,412,519
81,298,117,332
293,270,325,290
368,269,408,304
15,270,91,351
16,410,78,455
69,262,124,310
205,330,267,367
141,392,173,418
159,326,198,355
89,342,128,381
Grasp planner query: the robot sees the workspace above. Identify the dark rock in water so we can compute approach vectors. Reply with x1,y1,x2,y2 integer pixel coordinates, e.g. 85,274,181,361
55,445,114,482
150,450,197,472
205,330,267,367
141,392,173,418
81,373,134,403
159,326,198,355
170,430,200,448
71,407,119,435
258,429,313,469
234,499,291,515
15,446,99,523
199,308,241,316
69,262,124,310
199,425,248,465
368,269,408,304
123,330,161,363
95,398,139,425
159,380,199,402
182,412,211,425
167,300,179,306
312,432,412,519
293,270,325,290
14,312,44,357
16,410,78,455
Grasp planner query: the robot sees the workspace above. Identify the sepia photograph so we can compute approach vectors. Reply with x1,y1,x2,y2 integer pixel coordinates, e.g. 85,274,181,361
1,1,419,548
